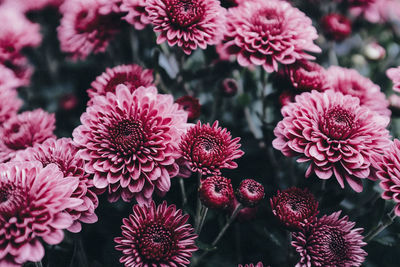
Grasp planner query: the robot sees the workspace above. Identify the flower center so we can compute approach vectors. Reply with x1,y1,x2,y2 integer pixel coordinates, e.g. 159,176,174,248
320,226,348,261
139,223,174,261
253,8,283,36
110,120,145,154
321,107,356,140
166,0,204,28
192,135,222,161
0,182,26,219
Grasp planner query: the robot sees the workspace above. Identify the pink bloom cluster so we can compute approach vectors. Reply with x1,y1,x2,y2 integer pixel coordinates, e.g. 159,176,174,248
219,0,321,72
273,90,391,192
386,66,400,93
120,0,150,30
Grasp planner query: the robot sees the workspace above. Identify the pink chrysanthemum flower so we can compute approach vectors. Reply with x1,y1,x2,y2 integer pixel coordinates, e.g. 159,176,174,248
13,138,99,233
114,201,198,267
58,0,122,60
320,13,352,41
0,109,56,163
350,0,400,24
73,84,189,204
0,161,82,267
373,139,400,216
285,60,332,92
292,211,367,267
219,0,321,72
145,0,226,55
270,187,319,230
386,66,400,93
236,179,265,207
0,89,22,126
0,7,41,62
327,66,391,117
273,90,391,192
176,95,201,121
199,175,235,210
179,121,244,175
88,64,154,101
4,0,63,12
120,0,150,30
238,262,264,267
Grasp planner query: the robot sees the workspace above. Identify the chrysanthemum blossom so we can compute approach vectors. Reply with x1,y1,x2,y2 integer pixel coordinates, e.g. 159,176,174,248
320,13,352,41
121,0,151,30
145,0,226,55
350,0,400,24
179,121,244,175
327,66,390,117
0,64,22,91
270,187,319,230
219,0,321,72
273,90,391,192
114,201,198,267
0,88,22,126
13,138,99,233
0,161,82,267
0,7,41,62
236,179,265,207
0,109,56,163
58,0,122,60
372,139,400,216
386,66,400,93
73,84,189,204
176,95,201,121
3,0,63,12
199,175,234,210
285,60,332,92
88,64,154,102
292,211,367,267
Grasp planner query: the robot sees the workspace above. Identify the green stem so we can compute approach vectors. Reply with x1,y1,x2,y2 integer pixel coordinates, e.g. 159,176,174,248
196,205,208,235
34,261,43,267
364,207,397,243
179,178,187,206
194,173,203,230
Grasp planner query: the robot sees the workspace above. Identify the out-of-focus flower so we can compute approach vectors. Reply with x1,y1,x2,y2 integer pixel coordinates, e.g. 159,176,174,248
58,0,122,60
350,0,400,24
364,42,386,60
179,121,244,175
221,78,239,97
73,85,189,204
0,109,56,163
3,0,63,12
386,66,400,93
238,262,264,267
14,138,99,233
88,64,154,102
0,64,22,91
389,94,400,116
0,161,82,266
145,0,226,55
219,0,321,72
278,90,295,106
199,175,235,210
120,0,150,30
114,201,197,267
292,211,367,267
0,88,22,126
320,13,352,41
273,90,391,192
327,66,391,117
373,139,400,216
236,179,264,207
285,61,331,92
176,95,201,121
59,93,79,111
270,187,319,230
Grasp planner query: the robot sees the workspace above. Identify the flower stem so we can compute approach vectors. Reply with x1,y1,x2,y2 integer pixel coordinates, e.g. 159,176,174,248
179,178,187,206
364,207,397,242
194,173,203,230
34,261,43,267
196,205,208,235
192,204,243,266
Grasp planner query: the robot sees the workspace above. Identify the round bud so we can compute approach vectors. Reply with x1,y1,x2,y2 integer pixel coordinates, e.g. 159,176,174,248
321,14,351,41
198,176,234,210
236,179,264,207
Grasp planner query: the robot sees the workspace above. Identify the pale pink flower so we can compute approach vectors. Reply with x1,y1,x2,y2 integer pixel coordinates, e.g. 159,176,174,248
386,66,400,93
0,109,56,163
14,138,99,233
73,84,189,204
145,0,226,55
273,90,391,192
0,88,22,126
120,0,150,30
0,161,82,266
327,66,391,117
219,0,321,72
